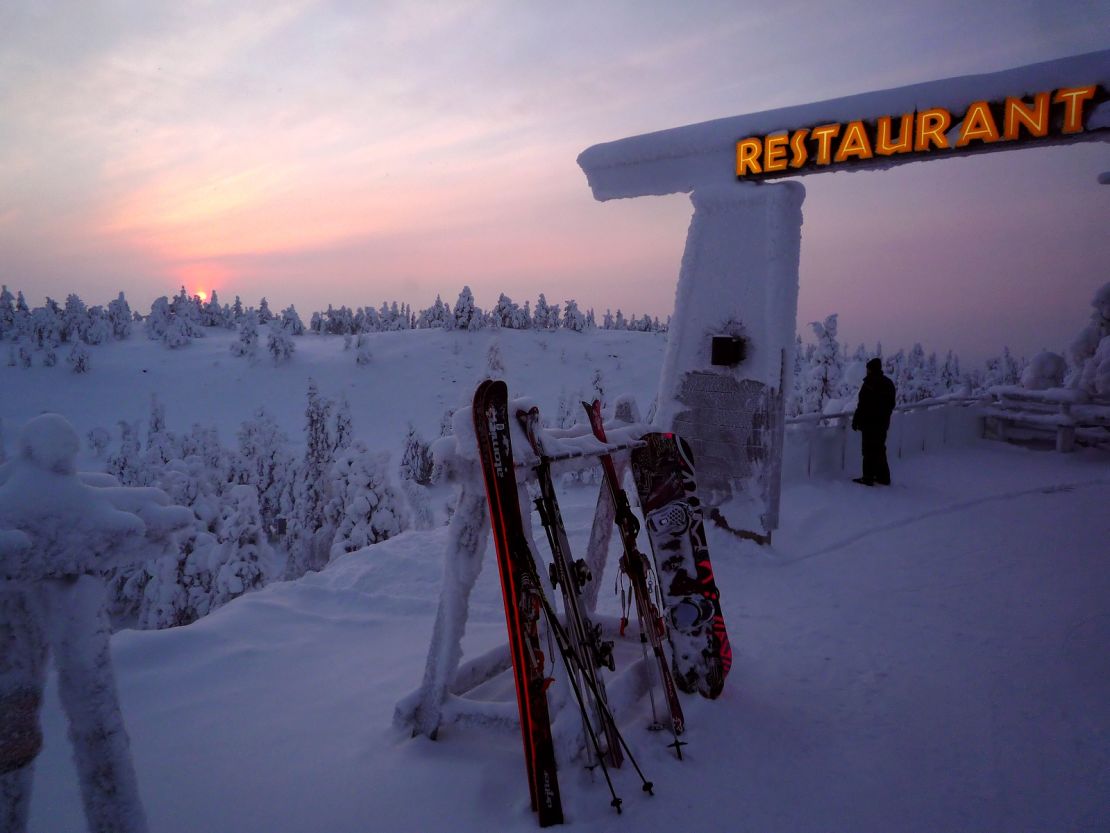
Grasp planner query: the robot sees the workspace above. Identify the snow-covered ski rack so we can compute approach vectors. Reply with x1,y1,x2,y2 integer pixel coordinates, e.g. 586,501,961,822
394,395,661,762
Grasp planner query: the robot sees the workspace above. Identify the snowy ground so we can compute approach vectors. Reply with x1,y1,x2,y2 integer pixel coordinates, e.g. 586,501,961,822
6,330,1108,832
26,441,1110,832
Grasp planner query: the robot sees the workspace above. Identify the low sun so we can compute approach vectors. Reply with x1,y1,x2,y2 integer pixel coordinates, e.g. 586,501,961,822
196,290,208,301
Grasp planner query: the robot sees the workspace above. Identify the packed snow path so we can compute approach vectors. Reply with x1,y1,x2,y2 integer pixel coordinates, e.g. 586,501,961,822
28,442,1109,832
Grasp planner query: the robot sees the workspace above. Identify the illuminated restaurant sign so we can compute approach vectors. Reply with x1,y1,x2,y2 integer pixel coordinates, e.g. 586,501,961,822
735,84,1103,179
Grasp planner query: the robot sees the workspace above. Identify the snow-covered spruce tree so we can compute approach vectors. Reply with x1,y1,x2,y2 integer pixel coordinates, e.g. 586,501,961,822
30,303,62,349
106,421,143,487
332,395,353,457
328,443,409,559
0,284,14,338
399,423,435,485
802,314,842,414
1067,280,1110,395
491,293,520,328
232,313,258,357
61,293,88,343
0,413,192,833
562,299,587,332
257,297,274,324
42,347,57,368
486,339,505,377
236,408,294,535
453,286,482,331
416,295,451,329
533,293,560,330
266,319,295,363
281,304,304,335
211,485,270,608
285,381,335,579
84,306,111,345
161,314,193,349
87,427,111,458
67,341,91,373
107,292,132,339
355,333,372,365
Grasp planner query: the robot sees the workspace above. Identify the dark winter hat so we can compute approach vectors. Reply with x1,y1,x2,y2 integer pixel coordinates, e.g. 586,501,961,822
866,358,883,372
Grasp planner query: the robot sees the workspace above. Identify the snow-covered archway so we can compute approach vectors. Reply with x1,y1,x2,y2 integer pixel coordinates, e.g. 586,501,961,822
577,49,1110,540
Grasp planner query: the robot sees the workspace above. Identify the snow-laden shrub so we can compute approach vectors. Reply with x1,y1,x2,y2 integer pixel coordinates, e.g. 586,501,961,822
232,314,258,357
399,423,434,485
87,427,111,458
1020,350,1066,390
212,485,270,608
267,320,295,363
355,334,372,365
67,341,91,373
1067,281,1110,395
329,443,408,558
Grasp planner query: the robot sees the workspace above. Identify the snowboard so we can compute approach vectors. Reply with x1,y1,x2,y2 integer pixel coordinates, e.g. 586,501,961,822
631,432,731,699
472,380,563,827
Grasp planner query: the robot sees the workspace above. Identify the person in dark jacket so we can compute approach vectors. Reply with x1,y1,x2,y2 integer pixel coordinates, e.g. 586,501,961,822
851,357,896,485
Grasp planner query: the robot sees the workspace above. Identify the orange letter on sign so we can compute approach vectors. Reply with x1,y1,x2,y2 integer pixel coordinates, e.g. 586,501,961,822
915,108,951,151
810,124,841,165
764,133,790,172
736,138,763,176
1003,93,1050,140
1054,85,1097,134
789,128,809,168
834,120,873,162
956,101,1000,147
875,114,913,155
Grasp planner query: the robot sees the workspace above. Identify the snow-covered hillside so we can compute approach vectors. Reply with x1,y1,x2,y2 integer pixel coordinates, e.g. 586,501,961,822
25,442,1110,833
6,329,1109,833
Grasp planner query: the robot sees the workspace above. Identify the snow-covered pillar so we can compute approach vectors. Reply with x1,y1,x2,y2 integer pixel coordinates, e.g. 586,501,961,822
0,587,47,833
656,182,804,537
398,473,490,738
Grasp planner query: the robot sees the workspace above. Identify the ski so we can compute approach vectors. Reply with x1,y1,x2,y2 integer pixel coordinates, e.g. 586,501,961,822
631,432,732,699
582,400,686,752
516,406,623,770
472,380,563,827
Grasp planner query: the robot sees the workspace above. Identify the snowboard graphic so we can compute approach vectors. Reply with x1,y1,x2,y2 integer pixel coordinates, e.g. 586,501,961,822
631,432,731,699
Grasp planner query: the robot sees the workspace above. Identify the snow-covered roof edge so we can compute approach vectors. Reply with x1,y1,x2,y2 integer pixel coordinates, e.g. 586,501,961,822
578,49,1110,200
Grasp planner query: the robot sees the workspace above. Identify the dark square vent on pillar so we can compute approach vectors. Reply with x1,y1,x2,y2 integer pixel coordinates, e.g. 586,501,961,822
711,336,747,366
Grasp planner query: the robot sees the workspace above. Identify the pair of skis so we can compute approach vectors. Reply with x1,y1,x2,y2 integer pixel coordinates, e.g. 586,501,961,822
473,380,652,827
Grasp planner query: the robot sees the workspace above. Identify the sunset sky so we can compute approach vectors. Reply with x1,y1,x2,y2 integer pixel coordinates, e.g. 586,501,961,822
1,1,1107,362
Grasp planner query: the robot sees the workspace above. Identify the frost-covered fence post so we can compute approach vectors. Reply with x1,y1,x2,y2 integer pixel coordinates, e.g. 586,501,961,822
0,414,191,833
394,418,491,739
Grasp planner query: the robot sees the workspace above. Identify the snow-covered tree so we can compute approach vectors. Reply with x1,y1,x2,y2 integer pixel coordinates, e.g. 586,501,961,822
533,294,559,330
237,408,294,535
355,333,372,365
803,314,842,414
399,423,435,485
486,339,505,377
281,305,304,335
329,443,409,559
106,421,143,486
231,313,258,357
266,320,295,363
562,299,587,332
416,295,451,329
86,426,111,458
1067,280,1110,395
285,381,334,579
67,341,91,373
453,286,482,331
1020,351,1066,390
257,297,274,324
211,485,270,608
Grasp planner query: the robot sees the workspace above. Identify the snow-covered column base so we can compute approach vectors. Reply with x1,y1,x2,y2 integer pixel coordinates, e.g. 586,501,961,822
656,182,804,537
0,587,47,833
395,479,490,738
